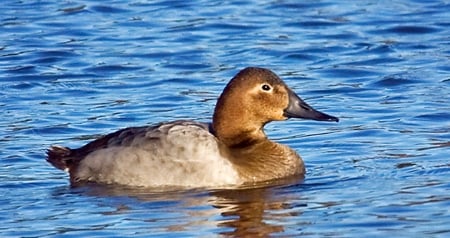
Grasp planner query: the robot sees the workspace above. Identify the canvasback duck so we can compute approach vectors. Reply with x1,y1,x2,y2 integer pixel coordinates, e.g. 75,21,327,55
47,67,338,187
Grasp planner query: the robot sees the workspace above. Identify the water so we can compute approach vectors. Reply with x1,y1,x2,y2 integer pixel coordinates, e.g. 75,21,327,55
1,0,449,237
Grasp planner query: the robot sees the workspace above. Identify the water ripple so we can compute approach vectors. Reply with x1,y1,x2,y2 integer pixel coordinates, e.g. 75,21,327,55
1,0,449,237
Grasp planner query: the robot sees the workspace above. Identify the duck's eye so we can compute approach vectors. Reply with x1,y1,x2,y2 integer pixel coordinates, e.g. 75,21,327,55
261,84,271,91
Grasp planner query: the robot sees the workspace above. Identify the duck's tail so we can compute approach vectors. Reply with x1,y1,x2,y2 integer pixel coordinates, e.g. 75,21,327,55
46,145,73,172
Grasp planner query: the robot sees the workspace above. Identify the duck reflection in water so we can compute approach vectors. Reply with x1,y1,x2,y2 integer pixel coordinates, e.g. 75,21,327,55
69,180,304,237
212,183,303,236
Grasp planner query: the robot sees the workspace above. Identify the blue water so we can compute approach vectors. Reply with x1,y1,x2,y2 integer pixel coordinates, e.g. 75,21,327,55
1,0,449,237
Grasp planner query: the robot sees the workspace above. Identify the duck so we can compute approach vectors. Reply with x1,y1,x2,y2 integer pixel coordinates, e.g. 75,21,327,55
47,67,338,187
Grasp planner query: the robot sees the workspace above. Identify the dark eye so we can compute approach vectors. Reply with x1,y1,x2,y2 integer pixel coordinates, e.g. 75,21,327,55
261,84,271,91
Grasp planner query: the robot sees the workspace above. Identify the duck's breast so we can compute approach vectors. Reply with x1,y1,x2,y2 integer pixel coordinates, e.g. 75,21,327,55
74,121,240,187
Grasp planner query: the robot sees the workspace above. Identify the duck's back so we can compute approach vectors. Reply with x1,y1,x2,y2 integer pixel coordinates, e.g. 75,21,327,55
48,121,240,187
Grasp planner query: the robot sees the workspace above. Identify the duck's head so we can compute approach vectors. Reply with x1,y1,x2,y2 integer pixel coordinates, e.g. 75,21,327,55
213,67,338,146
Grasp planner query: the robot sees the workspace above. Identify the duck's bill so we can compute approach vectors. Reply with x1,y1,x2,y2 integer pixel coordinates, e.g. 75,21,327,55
283,89,339,122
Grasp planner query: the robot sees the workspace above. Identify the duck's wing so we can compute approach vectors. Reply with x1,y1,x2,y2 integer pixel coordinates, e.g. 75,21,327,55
46,126,147,172
46,120,210,172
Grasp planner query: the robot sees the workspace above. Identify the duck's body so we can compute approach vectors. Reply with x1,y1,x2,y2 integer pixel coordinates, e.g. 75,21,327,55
47,120,302,187
47,67,338,187
48,121,241,187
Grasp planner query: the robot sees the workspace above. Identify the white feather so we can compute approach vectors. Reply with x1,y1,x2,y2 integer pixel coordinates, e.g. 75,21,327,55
75,122,240,187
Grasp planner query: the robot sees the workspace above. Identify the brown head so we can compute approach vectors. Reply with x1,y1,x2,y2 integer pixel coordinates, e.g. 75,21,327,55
212,67,338,147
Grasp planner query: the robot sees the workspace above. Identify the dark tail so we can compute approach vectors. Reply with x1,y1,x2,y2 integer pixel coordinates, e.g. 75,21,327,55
46,145,73,171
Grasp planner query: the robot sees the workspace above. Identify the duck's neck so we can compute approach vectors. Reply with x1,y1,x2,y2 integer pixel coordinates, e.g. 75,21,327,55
212,108,267,147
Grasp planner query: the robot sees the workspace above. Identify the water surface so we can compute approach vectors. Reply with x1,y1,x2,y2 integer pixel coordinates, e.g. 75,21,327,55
1,0,449,237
